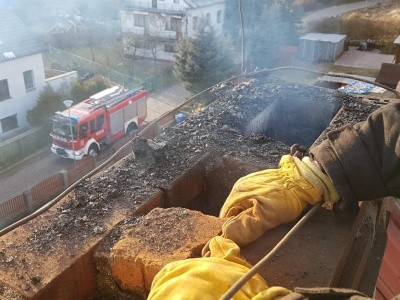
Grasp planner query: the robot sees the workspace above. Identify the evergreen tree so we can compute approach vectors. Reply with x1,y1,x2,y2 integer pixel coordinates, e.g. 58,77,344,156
174,20,235,94
26,86,64,128
248,3,298,68
224,0,268,47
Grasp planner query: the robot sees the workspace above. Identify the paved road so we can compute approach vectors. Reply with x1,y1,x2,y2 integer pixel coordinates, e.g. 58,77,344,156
147,83,190,121
302,0,391,25
0,83,191,204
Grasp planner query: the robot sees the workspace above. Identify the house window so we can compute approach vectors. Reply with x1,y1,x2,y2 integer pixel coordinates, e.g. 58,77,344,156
134,40,145,48
167,17,179,31
134,14,146,27
0,79,10,101
23,70,35,91
193,16,198,29
217,10,222,23
1,114,18,133
164,43,176,53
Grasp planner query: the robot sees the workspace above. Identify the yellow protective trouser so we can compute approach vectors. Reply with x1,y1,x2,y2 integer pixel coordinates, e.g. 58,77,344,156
147,236,291,300
220,155,339,247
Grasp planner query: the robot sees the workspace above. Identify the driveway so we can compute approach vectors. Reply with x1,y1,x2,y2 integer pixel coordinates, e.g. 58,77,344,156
0,83,191,204
147,83,190,121
335,47,395,70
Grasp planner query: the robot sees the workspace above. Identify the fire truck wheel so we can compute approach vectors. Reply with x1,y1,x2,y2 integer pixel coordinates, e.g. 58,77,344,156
126,123,138,136
88,144,99,157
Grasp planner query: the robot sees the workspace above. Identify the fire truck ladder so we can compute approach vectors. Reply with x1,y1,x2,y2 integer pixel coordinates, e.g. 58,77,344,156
90,87,143,110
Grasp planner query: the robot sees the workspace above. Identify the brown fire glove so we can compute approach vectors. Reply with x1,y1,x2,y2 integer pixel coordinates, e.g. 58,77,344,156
310,102,400,212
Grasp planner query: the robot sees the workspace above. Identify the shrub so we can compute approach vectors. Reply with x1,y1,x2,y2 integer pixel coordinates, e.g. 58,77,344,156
26,86,65,128
307,3,400,53
70,75,112,101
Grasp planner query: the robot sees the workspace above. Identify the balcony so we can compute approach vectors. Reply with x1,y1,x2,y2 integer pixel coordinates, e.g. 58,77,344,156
122,0,186,15
122,26,182,41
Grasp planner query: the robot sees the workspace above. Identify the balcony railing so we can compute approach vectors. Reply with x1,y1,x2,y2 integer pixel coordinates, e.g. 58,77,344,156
122,0,186,14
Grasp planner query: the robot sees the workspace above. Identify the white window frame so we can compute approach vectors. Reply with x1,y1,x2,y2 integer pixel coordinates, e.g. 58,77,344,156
0,114,18,133
193,16,198,30
134,14,146,27
0,79,11,101
217,10,222,23
164,43,176,53
166,17,179,31
23,70,35,91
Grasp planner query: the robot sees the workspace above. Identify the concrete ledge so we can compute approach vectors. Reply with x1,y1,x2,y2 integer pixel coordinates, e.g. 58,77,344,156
95,208,225,297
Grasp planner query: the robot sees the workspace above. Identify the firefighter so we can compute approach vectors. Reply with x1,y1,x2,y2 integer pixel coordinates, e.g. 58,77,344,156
147,102,400,300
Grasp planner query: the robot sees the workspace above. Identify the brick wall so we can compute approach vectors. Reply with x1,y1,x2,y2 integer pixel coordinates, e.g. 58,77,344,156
67,158,96,184
0,195,27,228
31,173,65,208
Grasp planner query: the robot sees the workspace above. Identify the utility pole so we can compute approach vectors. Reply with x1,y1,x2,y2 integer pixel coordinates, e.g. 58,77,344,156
238,0,245,74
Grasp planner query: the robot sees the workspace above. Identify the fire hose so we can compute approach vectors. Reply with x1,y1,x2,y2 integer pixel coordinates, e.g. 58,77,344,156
220,204,321,300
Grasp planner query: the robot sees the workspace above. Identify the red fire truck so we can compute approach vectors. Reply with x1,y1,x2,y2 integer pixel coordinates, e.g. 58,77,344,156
50,86,148,160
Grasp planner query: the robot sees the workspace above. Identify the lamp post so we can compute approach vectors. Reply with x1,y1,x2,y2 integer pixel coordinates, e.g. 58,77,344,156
63,100,76,166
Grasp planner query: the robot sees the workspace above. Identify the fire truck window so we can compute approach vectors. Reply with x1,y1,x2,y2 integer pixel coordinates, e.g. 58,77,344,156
97,115,105,131
79,123,88,139
90,120,96,133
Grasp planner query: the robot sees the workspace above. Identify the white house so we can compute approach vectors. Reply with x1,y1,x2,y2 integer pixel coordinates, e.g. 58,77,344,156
121,0,226,61
0,9,47,137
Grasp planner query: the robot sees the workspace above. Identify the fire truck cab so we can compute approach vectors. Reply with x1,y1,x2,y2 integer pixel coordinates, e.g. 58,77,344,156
50,86,148,160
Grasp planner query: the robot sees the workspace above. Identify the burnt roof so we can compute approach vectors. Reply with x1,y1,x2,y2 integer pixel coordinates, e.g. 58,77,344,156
375,63,400,89
0,9,47,63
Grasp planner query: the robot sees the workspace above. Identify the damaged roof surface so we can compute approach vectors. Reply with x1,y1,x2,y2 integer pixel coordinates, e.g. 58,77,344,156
0,9,47,63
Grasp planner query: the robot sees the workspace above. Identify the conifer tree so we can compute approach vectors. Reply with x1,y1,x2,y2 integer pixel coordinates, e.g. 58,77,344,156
248,3,298,68
174,20,235,94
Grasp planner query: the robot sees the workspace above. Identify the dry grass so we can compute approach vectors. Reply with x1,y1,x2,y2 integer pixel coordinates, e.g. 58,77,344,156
295,0,361,11
307,2,400,53
325,65,380,78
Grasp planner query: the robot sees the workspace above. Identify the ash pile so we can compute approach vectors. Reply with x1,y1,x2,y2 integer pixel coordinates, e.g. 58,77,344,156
133,76,379,170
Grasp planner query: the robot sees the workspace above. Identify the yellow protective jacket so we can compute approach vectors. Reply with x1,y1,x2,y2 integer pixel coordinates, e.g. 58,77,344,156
220,155,339,247
147,236,291,300
148,155,339,299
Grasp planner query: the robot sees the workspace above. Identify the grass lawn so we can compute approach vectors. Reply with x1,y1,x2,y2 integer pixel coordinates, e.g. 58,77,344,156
307,1,400,53
297,0,364,12
45,41,173,81
325,65,380,78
